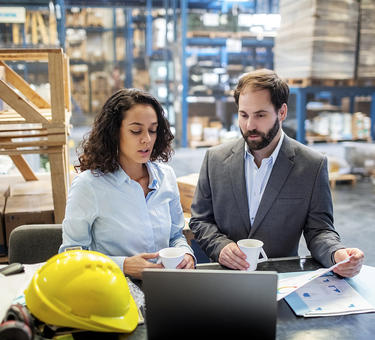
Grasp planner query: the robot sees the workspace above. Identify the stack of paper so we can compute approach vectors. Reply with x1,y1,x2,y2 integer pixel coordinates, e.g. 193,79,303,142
278,262,375,317
286,273,375,317
275,0,358,79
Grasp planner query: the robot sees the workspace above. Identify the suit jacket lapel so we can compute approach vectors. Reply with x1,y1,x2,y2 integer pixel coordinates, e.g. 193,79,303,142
249,135,295,237
229,139,251,233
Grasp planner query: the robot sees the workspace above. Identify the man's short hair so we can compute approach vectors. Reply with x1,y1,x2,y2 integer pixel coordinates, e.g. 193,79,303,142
233,69,289,111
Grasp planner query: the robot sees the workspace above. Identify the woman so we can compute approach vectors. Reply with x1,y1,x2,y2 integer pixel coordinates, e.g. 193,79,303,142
59,89,195,279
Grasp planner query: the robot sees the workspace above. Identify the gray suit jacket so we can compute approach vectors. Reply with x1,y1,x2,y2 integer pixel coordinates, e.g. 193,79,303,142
189,135,344,267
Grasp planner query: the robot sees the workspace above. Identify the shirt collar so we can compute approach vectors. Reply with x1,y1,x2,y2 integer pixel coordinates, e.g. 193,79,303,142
244,130,285,166
113,161,159,189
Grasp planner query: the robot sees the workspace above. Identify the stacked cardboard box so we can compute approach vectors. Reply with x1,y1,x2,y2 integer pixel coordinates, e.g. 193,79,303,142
358,0,375,79
66,8,104,27
70,64,90,113
0,174,53,251
177,173,199,214
275,0,358,79
91,72,111,114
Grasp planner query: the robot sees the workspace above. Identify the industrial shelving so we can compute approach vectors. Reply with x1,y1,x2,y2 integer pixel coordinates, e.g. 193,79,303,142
290,85,375,144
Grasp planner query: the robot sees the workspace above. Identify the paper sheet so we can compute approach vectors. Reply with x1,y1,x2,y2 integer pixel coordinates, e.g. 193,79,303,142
277,256,352,301
291,273,375,317
0,263,44,321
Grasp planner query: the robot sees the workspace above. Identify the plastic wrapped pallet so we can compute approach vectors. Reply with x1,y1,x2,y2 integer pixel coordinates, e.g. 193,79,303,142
275,0,358,79
358,0,375,79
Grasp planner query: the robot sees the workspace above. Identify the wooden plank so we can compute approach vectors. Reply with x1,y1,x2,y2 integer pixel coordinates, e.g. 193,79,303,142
0,61,50,109
64,143,71,188
0,118,44,124
0,124,43,132
48,51,66,124
0,147,61,155
49,150,68,223
31,12,38,45
0,137,66,148
24,12,31,45
0,80,49,124
1,136,38,181
0,131,48,138
10,155,38,181
12,24,21,45
63,55,71,112
0,48,62,54
0,48,63,61
36,12,49,45
49,5,57,45
0,108,53,120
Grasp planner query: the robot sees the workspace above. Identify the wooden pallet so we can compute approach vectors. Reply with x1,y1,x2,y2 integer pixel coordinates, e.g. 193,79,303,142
189,140,220,149
355,78,375,86
186,30,237,39
0,48,71,224
329,173,357,190
286,78,356,87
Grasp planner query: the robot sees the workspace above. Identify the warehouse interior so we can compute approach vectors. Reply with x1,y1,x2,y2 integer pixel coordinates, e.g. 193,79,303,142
2,0,375,339
1,0,375,265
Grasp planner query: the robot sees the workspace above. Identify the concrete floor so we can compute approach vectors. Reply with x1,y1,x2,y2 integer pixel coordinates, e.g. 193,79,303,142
68,128,375,266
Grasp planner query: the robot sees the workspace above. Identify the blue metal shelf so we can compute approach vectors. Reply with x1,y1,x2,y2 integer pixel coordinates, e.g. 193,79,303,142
180,0,276,147
187,37,274,47
290,86,375,144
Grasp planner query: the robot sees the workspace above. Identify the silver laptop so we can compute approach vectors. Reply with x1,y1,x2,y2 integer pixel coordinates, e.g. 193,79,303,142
142,269,278,340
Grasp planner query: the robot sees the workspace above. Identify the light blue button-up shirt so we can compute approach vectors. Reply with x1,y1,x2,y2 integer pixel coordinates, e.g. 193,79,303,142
59,161,194,270
244,131,284,225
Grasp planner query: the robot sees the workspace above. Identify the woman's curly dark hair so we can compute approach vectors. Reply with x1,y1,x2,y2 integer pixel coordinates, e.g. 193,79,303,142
76,88,174,173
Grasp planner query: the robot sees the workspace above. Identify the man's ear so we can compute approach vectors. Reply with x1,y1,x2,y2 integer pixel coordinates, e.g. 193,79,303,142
278,103,288,122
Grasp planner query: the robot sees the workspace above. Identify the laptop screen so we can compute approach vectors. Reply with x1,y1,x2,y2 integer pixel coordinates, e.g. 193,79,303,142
142,269,278,340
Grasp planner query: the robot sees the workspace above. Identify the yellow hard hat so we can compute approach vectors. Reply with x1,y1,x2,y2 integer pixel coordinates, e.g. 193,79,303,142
24,250,138,333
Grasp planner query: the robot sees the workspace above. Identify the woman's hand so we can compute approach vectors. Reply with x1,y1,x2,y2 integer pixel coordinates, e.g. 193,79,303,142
123,252,163,279
176,253,195,269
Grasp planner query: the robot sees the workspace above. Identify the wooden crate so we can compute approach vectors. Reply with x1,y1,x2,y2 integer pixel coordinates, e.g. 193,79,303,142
0,48,71,224
177,173,199,214
329,173,357,190
4,193,54,246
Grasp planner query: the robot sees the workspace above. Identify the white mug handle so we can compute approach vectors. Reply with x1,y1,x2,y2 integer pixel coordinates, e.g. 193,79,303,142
258,248,268,263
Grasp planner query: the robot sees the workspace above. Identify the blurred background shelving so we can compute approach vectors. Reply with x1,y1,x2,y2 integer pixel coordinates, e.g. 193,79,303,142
1,0,375,148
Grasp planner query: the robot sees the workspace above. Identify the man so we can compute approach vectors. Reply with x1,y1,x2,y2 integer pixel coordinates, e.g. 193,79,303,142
189,69,363,277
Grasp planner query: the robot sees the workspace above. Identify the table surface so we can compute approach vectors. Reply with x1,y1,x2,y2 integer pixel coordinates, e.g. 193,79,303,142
47,257,374,340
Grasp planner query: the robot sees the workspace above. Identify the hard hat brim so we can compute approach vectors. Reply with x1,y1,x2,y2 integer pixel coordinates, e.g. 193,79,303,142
90,295,139,333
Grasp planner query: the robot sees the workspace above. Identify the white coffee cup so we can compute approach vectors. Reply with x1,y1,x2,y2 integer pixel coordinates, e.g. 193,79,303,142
237,239,268,271
159,247,185,269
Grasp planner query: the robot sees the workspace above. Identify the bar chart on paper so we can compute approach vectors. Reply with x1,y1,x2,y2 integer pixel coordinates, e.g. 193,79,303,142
286,272,375,317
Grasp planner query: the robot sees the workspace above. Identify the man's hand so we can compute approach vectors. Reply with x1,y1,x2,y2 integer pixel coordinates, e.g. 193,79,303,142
176,253,195,269
123,252,163,279
333,248,364,278
218,242,249,270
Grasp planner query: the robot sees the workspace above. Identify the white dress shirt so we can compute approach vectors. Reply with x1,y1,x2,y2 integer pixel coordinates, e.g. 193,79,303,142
244,131,285,226
59,161,194,270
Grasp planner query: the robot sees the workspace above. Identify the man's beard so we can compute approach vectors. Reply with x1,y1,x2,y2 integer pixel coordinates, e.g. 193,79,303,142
241,118,280,151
